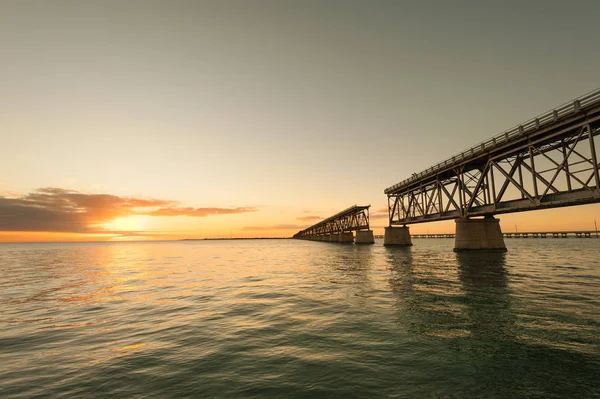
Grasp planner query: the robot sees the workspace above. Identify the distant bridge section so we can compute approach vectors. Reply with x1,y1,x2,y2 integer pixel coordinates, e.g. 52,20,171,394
410,231,598,239
293,205,374,243
383,89,600,250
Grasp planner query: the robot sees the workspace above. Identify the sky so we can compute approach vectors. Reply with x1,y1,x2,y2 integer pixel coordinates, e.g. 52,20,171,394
1,0,599,241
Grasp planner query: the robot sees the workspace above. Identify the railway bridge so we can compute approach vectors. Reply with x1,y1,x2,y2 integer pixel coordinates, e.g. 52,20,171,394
384,89,600,251
293,205,375,244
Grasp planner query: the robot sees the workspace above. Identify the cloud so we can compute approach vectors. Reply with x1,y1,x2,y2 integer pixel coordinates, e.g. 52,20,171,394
0,187,257,234
370,213,389,220
242,224,301,231
369,207,389,220
371,225,388,229
147,206,256,217
296,215,322,221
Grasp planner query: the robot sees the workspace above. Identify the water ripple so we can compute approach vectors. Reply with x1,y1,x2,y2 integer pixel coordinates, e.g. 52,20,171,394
0,239,598,398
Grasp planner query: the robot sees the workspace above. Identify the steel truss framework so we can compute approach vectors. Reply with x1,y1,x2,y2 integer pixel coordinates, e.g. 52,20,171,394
293,205,370,238
386,90,600,225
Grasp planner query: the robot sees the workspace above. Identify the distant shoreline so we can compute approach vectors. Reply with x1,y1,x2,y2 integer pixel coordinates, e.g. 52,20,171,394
180,237,291,241
0,237,293,244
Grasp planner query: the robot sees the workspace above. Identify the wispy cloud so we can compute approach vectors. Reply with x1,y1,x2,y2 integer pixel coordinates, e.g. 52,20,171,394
242,224,301,231
370,213,389,220
296,215,322,221
370,206,389,220
0,187,257,234
147,206,256,217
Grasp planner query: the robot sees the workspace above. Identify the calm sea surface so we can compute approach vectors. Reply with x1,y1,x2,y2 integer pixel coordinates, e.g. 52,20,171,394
0,239,599,398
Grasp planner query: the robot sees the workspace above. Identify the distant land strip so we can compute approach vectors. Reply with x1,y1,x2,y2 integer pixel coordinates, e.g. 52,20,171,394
181,237,291,241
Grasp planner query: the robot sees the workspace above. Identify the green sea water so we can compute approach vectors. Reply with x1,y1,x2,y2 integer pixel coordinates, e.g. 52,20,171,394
1,239,599,398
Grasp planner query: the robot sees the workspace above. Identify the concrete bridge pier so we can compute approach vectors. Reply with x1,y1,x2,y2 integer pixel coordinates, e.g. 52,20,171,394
338,232,354,243
355,230,375,244
329,233,339,242
384,226,412,246
454,216,506,252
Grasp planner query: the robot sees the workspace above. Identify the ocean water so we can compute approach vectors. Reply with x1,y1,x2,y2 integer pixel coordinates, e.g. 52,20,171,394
0,238,598,398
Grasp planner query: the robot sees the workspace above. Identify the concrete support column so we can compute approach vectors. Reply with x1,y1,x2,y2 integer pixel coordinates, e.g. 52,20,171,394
338,232,354,243
329,234,339,242
454,217,507,252
355,230,375,244
322,235,330,242
384,226,412,246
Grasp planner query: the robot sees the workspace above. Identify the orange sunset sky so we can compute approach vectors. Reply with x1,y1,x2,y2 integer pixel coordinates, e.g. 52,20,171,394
1,1,599,242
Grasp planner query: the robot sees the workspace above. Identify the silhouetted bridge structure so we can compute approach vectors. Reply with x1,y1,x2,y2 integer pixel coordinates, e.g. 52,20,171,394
383,89,600,251
504,230,598,238
409,231,598,239
293,205,375,244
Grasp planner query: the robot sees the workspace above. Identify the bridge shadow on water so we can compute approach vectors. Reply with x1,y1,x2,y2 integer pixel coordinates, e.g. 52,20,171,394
455,251,514,341
383,247,513,341
383,247,599,398
311,243,377,301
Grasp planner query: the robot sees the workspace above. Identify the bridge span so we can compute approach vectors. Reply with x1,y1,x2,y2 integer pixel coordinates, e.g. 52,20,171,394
293,205,375,244
410,231,598,239
384,89,600,251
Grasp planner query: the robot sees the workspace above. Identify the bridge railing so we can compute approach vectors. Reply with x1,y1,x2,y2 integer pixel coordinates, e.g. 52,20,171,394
385,89,600,194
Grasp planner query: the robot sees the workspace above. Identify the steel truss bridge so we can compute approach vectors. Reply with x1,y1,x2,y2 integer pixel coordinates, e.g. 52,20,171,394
293,205,370,239
385,89,600,226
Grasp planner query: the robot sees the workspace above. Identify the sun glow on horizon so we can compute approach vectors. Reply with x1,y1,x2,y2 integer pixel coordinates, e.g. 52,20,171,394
101,215,151,232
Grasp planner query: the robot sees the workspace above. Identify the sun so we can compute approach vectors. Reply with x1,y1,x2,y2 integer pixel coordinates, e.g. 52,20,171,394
101,215,149,232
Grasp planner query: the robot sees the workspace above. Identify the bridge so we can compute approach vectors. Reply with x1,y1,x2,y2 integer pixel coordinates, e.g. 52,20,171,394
504,230,598,238
293,205,375,244
384,89,600,251
410,231,599,239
